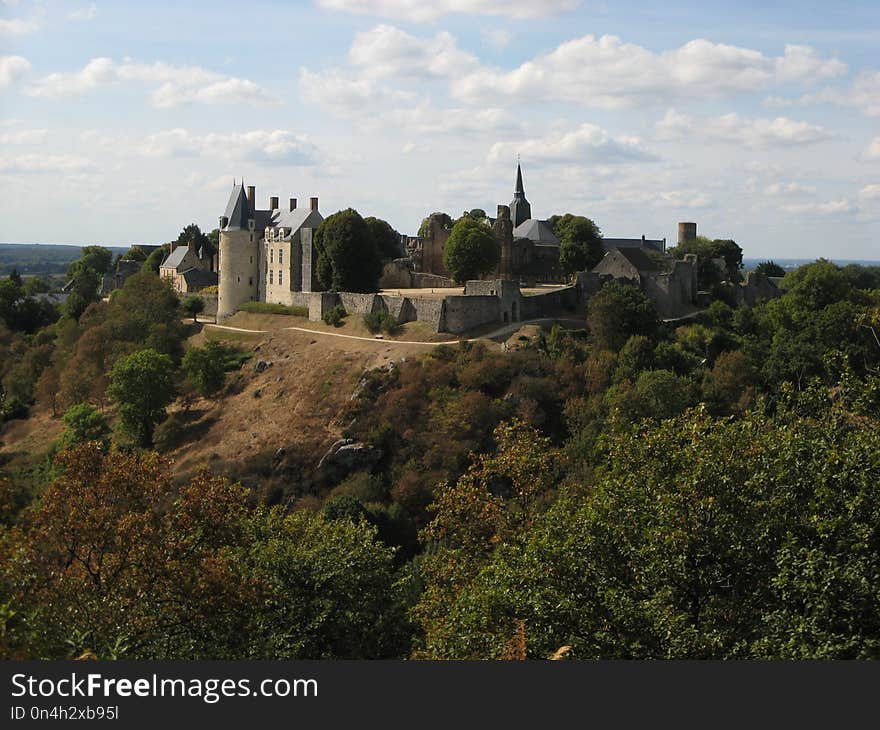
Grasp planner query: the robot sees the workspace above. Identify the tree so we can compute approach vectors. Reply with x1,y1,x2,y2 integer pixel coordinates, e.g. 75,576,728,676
58,403,110,449
182,342,226,397
67,246,112,280
671,236,743,288
107,348,174,447
142,247,168,275
443,217,500,284
182,294,204,322
462,208,487,222
418,212,453,239
558,217,604,275
175,223,211,259
586,280,659,352
313,209,382,292
754,260,785,278
120,247,147,262
364,216,402,260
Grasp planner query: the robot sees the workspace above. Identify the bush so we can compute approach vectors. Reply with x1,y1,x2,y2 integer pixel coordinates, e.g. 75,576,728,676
153,412,185,452
323,305,346,327
240,302,308,317
363,310,399,335
182,342,227,397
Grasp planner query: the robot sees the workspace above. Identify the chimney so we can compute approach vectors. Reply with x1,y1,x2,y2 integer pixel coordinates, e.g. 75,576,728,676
247,185,255,209
270,196,279,211
289,197,297,212
170,241,178,253
310,196,318,212
641,234,646,242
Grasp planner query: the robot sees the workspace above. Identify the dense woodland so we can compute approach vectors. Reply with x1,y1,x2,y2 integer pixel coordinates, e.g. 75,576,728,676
1,234,880,659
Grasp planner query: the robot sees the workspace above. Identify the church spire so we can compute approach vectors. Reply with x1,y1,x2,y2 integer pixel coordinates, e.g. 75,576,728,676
510,160,531,228
514,160,525,197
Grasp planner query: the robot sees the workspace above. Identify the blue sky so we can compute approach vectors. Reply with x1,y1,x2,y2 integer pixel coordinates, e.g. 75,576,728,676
1,0,878,259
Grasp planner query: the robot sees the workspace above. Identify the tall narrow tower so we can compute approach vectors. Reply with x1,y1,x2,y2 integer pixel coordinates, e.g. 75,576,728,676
218,182,259,319
509,162,532,228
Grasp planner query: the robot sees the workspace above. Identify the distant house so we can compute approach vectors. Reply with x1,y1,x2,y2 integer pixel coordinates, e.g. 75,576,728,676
159,245,218,294
101,259,142,296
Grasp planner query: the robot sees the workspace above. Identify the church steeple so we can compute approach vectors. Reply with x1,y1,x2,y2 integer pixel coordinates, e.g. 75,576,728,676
510,161,531,228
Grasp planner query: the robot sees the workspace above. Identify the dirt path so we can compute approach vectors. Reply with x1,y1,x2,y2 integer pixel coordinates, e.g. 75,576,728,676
202,316,584,346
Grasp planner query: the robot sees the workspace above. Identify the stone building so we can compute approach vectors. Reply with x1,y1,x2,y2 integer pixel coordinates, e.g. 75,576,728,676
217,182,323,319
159,245,218,294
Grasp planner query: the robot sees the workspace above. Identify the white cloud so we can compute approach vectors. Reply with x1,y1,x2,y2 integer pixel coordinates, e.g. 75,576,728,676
769,70,880,117
656,109,832,147
482,28,512,50
0,128,47,144
0,154,95,174
91,128,321,166
0,15,40,35
0,54,30,86
782,199,858,216
348,24,478,79
316,0,579,22
452,35,846,108
764,181,816,196
27,58,274,108
867,137,880,160
859,184,880,201
68,3,97,21
488,123,657,166
299,66,417,112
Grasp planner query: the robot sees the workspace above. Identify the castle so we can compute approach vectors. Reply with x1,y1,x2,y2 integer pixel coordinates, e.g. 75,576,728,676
216,183,323,319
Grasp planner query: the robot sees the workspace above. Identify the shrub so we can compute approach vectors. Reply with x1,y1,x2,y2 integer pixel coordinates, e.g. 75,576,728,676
323,305,346,327
363,310,399,335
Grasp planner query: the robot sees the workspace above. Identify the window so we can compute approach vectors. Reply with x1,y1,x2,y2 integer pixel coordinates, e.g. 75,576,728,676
270,249,274,264
279,249,283,265
278,270,283,286
248,277,253,286
249,256,253,264
269,270,273,285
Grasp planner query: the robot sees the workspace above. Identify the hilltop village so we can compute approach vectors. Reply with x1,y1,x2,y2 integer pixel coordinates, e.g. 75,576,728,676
183,163,780,334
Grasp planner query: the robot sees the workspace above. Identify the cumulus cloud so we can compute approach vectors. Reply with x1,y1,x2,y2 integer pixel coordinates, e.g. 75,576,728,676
316,0,579,22
764,181,816,196
452,35,846,108
27,58,274,108
488,123,657,166
299,66,417,112
482,29,512,50
656,109,832,147
782,199,858,216
348,24,478,79
0,154,95,174
767,70,880,117
91,128,321,166
0,54,30,86
867,137,880,160
68,3,97,21
0,128,47,144
0,15,40,35
859,184,880,201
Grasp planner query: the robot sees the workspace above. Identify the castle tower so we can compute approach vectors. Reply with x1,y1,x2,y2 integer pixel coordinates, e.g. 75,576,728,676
218,182,259,319
493,204,514,279
510,162,532,228
678,222,697,246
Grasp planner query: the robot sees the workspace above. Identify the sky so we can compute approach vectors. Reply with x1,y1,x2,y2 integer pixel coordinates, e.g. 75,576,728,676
0,0,878,260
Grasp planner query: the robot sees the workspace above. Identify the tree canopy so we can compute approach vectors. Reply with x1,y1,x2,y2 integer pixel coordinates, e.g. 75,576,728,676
418,212,454,238
314,209,382,293
107,348,175,447
364,216,402,260
443,217,501,284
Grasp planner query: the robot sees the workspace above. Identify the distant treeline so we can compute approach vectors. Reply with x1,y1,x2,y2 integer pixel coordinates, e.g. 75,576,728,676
0,244,128,276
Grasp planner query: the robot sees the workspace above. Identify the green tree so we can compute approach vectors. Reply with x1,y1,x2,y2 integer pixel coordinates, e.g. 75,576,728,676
586,280,659,352
672,236,743,288
314,209,382,292
175,223,211,259
67,246,112,280
107,349,174,447
443,217,500,284
182,342,226,397
58,403,110,449
754,260,785,278
462,208,487,222
364,216,402,260
182,294,204,322
142,247,168,275
417,212,453,238
558,217,604,275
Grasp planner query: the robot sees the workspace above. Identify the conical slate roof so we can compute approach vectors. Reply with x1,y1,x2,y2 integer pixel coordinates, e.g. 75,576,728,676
222,183,251,230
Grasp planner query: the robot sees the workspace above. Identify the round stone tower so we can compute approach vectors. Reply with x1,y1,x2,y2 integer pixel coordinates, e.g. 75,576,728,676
678,221,697,245
217,183,260,319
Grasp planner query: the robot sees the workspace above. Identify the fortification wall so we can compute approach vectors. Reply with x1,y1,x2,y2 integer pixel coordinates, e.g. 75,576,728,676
441,296,499,334
308,292,339,322
379,260,413,289
407,296,445,331
338,292,380,315
379,295,413,324
520,286,577,319
199,293,218,318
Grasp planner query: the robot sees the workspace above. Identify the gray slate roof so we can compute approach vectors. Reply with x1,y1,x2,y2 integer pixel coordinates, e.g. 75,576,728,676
603,238,665,254
513,219,560,244
160,246,190,271
222,183,252,230
181,269,218,290
616,247,667,272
